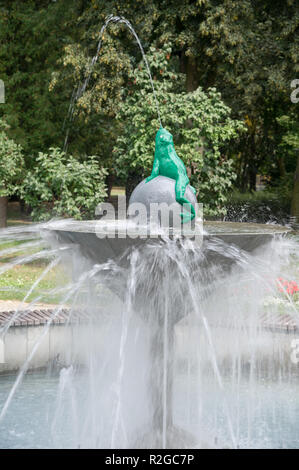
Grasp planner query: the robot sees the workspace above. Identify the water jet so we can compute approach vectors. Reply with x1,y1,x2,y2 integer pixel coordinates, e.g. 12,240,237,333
0,15,298,450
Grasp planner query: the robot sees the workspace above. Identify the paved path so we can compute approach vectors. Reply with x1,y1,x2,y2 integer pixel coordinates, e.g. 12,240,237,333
0,300,59,312
0,300,72,326
0,300,297,331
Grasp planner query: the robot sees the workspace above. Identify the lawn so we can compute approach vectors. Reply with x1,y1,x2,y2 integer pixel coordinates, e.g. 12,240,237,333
0,219,69,304
0,262,68,304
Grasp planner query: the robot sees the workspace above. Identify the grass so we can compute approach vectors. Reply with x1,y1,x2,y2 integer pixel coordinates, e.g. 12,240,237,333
0,202,68,304
0,234,69,304
110,186,126,196
0,262,69,304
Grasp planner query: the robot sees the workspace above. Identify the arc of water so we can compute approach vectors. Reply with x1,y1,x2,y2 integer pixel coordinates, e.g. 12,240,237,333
0,245,69,277
0,284,70,339
209,236,299,325
64,15,162,152
0,256,63,338
166,241,238,449
0,262,105,424
0,239,44,258
110,249,138,448
162,270,169,449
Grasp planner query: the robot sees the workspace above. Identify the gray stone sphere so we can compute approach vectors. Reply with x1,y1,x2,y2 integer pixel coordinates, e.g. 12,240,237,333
128,175,197,227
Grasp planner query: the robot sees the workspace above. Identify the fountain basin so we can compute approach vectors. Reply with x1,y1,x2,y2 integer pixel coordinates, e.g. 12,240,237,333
44,219,291,328
45,219,290,266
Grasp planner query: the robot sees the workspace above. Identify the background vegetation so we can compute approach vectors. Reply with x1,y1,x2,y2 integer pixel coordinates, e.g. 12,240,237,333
0,0,298,225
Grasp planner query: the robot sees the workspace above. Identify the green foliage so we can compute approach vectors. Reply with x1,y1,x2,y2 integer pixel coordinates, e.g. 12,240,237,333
0,0,81,158
21,148,107,221
277,114,299,219
1,0,298,217
0,119,24,197
56,0,298,195
114,45,245,215
277,115,299,152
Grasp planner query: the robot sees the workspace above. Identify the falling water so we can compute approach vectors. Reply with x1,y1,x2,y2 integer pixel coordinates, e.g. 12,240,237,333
0,221,298,448
63,15,162,152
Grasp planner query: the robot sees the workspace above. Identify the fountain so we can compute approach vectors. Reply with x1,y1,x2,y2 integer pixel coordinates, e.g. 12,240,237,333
0,215,296,449
44,196,290,448
0,16,298,449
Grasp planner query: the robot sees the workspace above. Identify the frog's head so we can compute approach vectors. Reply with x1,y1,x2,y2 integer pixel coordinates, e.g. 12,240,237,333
155,127,173,147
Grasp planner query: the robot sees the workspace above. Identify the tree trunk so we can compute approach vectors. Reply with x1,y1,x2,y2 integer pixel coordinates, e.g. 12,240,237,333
179,53,199,92
240,157,249,192
186,57,199,92
291,153,299,221
278,156,286,178
249,133,257,192
105,173,115,200
249,166,257,192
0,196,8,228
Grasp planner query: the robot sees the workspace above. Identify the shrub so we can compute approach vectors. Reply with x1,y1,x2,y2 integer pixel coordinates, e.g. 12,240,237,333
0,119,24,197
113,44,245,217
21,147,107,220
225,188,292,224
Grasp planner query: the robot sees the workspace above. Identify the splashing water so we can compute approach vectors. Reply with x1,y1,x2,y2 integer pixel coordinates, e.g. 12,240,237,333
0,221,298,448
63,15,162,152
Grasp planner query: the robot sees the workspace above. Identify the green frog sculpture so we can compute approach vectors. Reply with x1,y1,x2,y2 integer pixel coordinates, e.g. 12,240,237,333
146,127,196,223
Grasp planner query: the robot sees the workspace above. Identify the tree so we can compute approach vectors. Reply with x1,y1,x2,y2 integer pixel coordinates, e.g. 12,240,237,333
292,155,299,222
276,115,299,221
1,0,296,217
20,147,107,220
0,0,83,158
0,120,24,227
114,45,245,216
56,0,298,196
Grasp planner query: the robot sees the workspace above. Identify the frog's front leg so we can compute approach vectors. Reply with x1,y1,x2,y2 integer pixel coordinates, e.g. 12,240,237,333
190,185,196,195
146,156,160,183
175,176,196,222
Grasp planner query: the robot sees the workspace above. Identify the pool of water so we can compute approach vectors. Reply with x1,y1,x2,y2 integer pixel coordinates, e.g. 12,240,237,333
0,371,62,449
1,367,299,449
